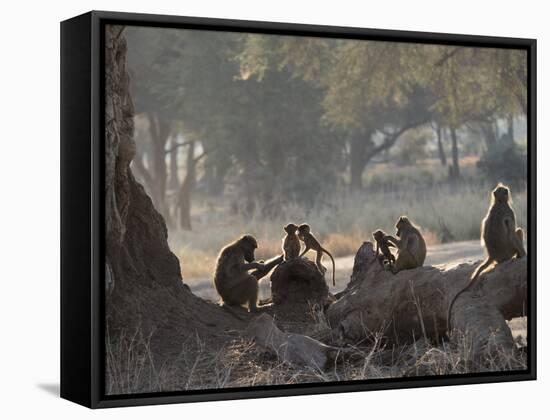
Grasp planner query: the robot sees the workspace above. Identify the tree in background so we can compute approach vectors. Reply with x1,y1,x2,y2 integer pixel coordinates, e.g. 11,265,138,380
239,38,436,190
124,28,528,230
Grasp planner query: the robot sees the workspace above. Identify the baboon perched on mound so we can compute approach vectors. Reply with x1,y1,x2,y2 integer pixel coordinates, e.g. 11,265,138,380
386,216,426,272
282,223,301,261
297,223,336,286
214,235,282,312
447,184,526,330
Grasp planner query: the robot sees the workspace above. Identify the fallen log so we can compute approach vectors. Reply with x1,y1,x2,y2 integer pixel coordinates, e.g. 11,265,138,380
327,242,527,355
245,313,336,370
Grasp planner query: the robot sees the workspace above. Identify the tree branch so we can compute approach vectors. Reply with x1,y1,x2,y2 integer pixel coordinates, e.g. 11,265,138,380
164,140,194,154
193,151,207,164
193,145,219,164
435,47,462,66
374,117,430,156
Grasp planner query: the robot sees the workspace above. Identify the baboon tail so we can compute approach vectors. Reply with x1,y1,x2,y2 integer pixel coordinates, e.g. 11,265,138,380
469,257,493,282
446,258,492,333
323,249,336,287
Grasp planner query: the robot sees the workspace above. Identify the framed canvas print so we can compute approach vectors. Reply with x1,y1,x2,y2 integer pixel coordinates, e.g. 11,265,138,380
60,11,536,408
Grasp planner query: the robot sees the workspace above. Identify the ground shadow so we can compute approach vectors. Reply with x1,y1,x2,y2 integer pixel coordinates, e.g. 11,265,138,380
37,383,60,397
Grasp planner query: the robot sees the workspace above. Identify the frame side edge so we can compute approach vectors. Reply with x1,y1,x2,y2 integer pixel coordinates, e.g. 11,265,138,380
528,38,537,380
60,11,94,408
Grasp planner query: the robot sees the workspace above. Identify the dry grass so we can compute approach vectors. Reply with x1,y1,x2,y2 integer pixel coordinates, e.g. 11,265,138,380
363,156,480,191
105,326,240,394
321,231,366,257
170,182,527,279
106,319,527,395
179,249,217,279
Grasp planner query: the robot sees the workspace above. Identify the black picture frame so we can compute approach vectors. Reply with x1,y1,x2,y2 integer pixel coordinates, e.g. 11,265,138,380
60,10,537,409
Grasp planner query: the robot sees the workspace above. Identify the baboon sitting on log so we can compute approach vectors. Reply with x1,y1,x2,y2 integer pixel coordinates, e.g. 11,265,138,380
214,235,283,312
386,216,427,272
447,184,526,330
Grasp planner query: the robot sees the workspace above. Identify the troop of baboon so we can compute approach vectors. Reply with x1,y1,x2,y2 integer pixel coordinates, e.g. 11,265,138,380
213,184,526,333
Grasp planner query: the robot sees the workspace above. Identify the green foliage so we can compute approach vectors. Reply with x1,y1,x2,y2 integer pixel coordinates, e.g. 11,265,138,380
125,27,528,211
238,35,335,83
477,142,527,188
395,131,430,166
322,42,429,130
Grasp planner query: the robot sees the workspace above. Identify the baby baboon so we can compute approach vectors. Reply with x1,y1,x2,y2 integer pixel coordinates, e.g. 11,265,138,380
282,223,301,261
297,223,336,286
214,235,281,312
385,216,427,273
372,229,396,270
447,184,526,331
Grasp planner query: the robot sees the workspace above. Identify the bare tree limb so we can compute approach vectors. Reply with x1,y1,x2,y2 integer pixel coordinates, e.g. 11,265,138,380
373,117,431,156
164,140,193,154
435,47,462,66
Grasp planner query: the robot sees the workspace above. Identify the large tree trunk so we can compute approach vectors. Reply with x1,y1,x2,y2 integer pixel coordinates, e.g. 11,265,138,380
104,26,242,366
436,123,447,166
177,140,196,230
147,112,172,227
449,126,460,181
480,120,497,149
327,242,526,356
349,131,373,191
494,119,500,143
211,163,228,196
507,115,515,144
168,136,180,191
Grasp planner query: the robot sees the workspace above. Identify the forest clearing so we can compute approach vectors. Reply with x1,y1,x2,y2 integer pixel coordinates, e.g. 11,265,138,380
103,23,530,396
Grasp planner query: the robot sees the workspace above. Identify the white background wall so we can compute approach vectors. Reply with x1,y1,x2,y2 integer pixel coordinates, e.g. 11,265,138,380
0,0,547,418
